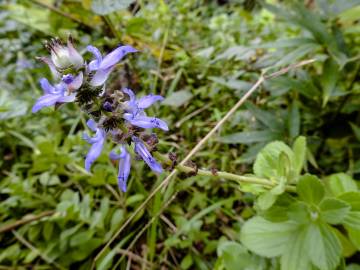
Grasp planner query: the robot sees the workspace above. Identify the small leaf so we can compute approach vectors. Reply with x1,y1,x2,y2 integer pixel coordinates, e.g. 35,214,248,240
347,227,360,251
240,216,298,258
162,90,193,107
292,136,307,176
320,198,351,224
180,254,193,270
343,211,360,230
328,173,358,196
253,141,294,179
91,0,133,15
219,130,280,144
257,192,278,211
321,58,339,107
297,174,325,205
288,101,300,139
338,192,360,210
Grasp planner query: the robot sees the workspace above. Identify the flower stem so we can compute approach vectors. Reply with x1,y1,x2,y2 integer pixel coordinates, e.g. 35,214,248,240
154,153,297,192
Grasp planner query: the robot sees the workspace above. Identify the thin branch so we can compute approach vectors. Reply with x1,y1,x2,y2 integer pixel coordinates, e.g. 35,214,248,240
93,59,315,264
0,210,55,234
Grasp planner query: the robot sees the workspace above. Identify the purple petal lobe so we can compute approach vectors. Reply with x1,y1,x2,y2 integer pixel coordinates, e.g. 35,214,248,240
90,67,114,86
87,45,102,71
62,74,74,84
57,94,76,103
125,115,168,131
123,88,136,102
67,72,83,91
99,45,137,70
39,78,55,94
85,140,104,172
32,94,62,113
133,137,163,174
86,119,97,131
117,146,131,192
137,94,164,109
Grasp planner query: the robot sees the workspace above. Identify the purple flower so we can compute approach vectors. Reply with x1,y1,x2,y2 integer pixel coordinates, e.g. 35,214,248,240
122,88,168,131
132,136,163,174
62,72,83,91
110,145,131,192
86,45,138,86
83,119,106,172
32,78,76,113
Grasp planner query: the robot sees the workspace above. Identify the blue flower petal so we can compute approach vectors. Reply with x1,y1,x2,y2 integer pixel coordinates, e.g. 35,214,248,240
117,146,131,192
133,137,163,174
99,45,137,70
90,66,114,86
86,119,98,131
32,94,62,113
85,140,104,172
87,45,102,71
137,94,164,109
124,115,168,131
39,78,56,94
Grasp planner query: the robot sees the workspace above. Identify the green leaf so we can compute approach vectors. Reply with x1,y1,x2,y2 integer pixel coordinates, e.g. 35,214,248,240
320,198,350,224
328,173,358,196
343,211,360,230
297,174,325,205
321,58,340,107
253,141,294,179
350,122,360,141
162,89,193,107
240,216,298,257
333,228,357,257
246,102,283,131
288,101,300,139
257,192,278,211
280,226,311,270
292,136,307,176
338,192,360,210
347,227,360,251
219,130,280,144
180,254,193,270
43,222,54,241
287,202,311,224
305,223,342,270
91,0,133,15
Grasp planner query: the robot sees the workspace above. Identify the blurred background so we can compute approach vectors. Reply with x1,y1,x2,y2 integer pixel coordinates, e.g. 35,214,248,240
0,0,360,269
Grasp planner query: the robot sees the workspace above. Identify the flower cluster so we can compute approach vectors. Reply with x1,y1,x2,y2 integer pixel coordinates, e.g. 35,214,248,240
33,37,168,192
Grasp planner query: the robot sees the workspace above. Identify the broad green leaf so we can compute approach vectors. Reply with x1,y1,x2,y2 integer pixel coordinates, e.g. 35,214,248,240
219,130,280,144
292,136,306,176
297,174,325,205
240,216,298,258
91,0,133,15
320,198,351,224
328,173,358,196
275,43,319,67
253,141,294,179
70,230,94,247
306,223,342,270
180,254,193,270
280,226,311,270
162,90,193,107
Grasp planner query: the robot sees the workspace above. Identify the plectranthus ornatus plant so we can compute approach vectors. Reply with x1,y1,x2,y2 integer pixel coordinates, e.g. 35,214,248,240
32,36,168,192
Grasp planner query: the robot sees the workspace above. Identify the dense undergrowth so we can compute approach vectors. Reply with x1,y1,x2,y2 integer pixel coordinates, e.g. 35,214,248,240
1,0,360,269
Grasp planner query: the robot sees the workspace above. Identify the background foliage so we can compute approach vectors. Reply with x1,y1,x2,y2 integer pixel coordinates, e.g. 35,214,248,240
1,0,360,269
